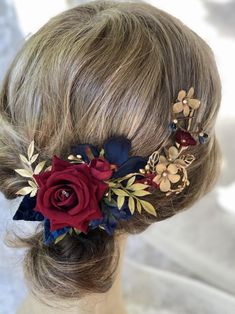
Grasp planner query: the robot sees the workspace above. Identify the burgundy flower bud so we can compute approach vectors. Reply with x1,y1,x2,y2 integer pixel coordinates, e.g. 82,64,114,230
175,130,197,146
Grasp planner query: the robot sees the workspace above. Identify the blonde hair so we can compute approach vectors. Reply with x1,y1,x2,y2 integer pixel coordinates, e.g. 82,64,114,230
0,0,221,302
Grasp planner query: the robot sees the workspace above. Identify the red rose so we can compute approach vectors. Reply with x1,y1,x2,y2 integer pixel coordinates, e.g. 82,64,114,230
89,157,113,180
33,155,108,233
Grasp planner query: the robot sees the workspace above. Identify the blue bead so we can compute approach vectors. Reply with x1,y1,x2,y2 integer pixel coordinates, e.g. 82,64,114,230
168,122,177,132
199,133,208,144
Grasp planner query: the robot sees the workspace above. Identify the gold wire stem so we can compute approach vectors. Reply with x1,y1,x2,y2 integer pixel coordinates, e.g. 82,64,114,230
187,109,194,131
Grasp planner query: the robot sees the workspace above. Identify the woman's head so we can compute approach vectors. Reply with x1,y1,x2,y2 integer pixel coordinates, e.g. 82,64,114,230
0,0,221,302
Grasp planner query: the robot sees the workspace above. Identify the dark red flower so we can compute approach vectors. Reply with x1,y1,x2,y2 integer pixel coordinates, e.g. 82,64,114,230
89,157,113,180
175,130,197,146
33,155,108,233
135,173,159,189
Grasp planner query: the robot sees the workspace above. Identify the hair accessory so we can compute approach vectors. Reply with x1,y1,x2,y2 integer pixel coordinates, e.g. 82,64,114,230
13,87,208,245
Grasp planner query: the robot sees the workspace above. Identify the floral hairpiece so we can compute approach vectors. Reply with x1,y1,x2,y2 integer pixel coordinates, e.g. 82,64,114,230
13,87,208,245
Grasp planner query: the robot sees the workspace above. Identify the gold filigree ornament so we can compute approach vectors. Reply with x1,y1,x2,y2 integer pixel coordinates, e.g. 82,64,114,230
138,87,206,196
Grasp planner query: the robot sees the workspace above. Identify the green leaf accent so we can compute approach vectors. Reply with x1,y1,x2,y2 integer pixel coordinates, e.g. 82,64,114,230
128,196,135,214
132,190,151,197
116,172,143,182
128,183,149,191
107,182,117,187
140,200,157,216
112,188,129,197
54,232,67,244
104,197,117,207
137,199,142,214
117,195,125,209
126,176,136,187
99,148,105,157
73,228,81,235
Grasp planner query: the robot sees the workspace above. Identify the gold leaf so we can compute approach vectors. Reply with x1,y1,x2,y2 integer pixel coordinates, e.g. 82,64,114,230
27,140,35,160
107,182,117,187
126,176,136,187
44,165,52,172
117,195,125,209
117,173,139,182
15,186,34,196
99,148,105,157
112,188,129,197
28,180,37,188
19,154,29,164
15,168,33,178
34,160,46,175
54,233,67,244
69,229,73,236
132,190,151,197
137,199,142,214
30,153,39,164
73,228,81,235
140,200,157,216
128,183,149,191
30,189,37,197
128,196,135,214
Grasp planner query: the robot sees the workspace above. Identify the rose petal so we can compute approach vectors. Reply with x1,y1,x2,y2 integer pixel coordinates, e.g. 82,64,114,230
168,174,181,183
56,191,77,209
178,90,186,101
173,102,183,113
159,178,171,192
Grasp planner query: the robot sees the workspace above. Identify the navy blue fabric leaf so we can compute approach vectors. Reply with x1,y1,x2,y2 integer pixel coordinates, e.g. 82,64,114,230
89,197,132,235
111,156,148,179
103,135,131,166
70,143,100,164
13,194,44,221
44,219,70,245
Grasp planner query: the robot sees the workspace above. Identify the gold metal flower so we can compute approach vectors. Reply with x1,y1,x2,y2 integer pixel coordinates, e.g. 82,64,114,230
172,87,201,117
153,158,181,192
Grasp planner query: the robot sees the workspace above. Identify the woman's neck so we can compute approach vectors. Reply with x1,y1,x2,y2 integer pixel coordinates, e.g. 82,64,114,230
79,233,128,314
17,234,128,314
